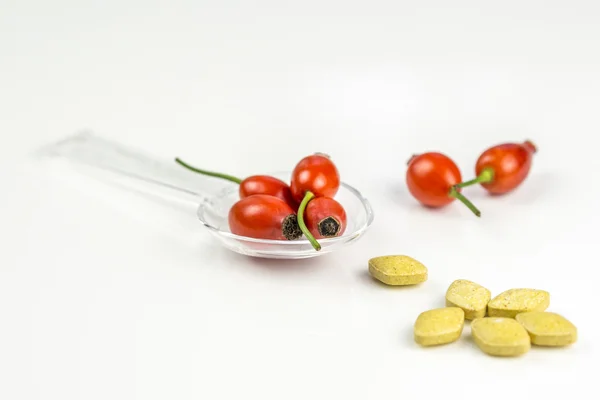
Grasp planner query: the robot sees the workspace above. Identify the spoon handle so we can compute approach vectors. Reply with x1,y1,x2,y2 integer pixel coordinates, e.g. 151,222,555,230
38,131,224,205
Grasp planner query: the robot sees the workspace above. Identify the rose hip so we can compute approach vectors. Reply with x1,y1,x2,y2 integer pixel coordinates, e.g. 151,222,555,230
175,158,297,209
458,140,537,195
406,152,481,217
228,195,302,240
304,197,347,239
290,153,340,204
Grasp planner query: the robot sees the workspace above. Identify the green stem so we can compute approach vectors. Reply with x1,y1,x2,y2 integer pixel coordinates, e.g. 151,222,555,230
297,191,321,251
174,158,243,184
449,187,481,217
453,167,495,189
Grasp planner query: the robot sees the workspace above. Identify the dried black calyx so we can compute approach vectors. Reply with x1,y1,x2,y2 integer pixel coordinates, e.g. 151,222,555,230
318,216,341,237
282,214,302,240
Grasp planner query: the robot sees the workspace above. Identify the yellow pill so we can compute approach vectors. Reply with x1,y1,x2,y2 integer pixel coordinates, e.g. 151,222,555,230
414,307,465,346
515,311,577,347
368,255,428,286
445,279,491,320
487,288,550,318
471,317,531,357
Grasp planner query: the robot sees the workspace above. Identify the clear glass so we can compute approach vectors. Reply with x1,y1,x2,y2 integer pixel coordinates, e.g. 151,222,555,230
38,131,375,259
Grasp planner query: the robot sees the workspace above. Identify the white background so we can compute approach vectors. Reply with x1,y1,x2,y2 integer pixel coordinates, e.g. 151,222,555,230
1,1,599,399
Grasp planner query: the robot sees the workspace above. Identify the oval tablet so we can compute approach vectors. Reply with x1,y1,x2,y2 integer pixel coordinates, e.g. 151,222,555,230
487,288,550,318
471,317,531,357
445,279,491,320
515,311,577,347
368,255,428,286
414,307,465,346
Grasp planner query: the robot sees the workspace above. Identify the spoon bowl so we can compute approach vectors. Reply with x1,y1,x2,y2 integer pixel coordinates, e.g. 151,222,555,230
197,172,374,259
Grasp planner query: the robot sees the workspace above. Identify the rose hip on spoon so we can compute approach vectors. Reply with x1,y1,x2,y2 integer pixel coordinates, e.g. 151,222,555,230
228,194,302,240
303,196,347,239
290,153,345,250
290,153,340,203
175,158,298,209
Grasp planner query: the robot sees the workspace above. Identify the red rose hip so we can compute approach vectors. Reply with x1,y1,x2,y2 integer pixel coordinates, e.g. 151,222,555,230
228,195,302,240
304,197,347,239
406,152,481,216
290,153,340,204
473,140,537,195
175,158,298,209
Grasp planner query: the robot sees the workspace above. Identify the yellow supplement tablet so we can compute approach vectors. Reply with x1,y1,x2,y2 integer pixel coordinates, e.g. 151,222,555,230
445,279,491,320
471,317,531,357
368,255,428,286
414,307,465,346
515,311,577,347
487,288,550,318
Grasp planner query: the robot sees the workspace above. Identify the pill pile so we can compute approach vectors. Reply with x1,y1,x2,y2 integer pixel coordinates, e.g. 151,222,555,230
366,255,577,357
417,279,577,356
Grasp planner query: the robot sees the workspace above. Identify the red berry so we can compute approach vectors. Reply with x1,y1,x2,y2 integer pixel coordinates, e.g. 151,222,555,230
406,152,462,207
174,158,297,209
474,140,537,195
239,175,297,209
406,152,481,216
304,197,347,239
290,153,340,204
228,195,301,240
